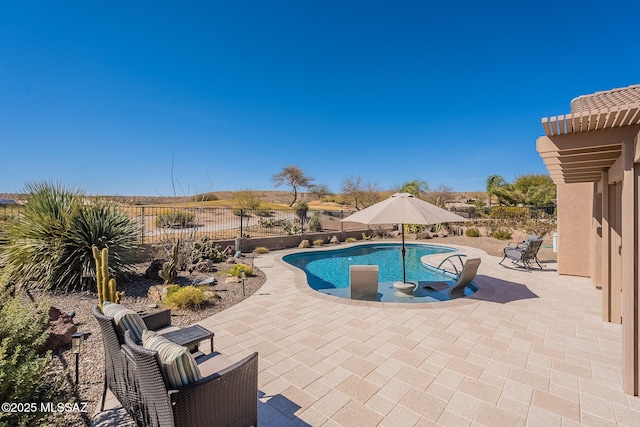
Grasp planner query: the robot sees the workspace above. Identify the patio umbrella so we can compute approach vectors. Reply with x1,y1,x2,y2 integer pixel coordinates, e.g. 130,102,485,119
341,193,467,284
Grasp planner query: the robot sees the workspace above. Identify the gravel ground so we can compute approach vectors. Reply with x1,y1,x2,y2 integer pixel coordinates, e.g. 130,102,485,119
30,235,556,426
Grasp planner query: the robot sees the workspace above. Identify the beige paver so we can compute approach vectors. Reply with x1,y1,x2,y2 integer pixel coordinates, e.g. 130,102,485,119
95,243,640,426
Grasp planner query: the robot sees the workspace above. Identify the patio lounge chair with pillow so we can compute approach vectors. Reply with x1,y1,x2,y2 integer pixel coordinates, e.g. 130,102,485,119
350,265,379,301
423,257,481,297
499,235,544,271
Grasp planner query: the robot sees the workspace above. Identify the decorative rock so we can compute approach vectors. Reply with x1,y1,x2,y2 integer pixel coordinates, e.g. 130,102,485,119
196,277,217,286
299,240,310,248
145,259,166,280
225,277,239,284
194,259,217,273
41,306,77,353
148,284,173,303
226,257,236,264
330,236,339,244
147,303,158,309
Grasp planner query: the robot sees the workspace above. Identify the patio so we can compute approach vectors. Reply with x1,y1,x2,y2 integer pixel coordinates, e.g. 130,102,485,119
94,243,640,426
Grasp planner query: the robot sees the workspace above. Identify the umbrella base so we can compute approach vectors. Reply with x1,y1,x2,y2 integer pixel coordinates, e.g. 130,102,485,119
393,281,417,295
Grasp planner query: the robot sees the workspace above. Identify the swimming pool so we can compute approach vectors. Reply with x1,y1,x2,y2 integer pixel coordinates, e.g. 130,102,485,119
283,243,478,303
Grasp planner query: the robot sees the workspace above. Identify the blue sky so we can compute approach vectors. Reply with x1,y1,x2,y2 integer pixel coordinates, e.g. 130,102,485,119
2,1,639,196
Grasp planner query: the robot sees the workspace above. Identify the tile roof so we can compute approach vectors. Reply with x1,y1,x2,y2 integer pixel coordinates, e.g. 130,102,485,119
571,84,640,114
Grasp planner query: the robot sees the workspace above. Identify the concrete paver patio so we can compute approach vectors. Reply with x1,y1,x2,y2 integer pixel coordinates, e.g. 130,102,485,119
94,243,640,426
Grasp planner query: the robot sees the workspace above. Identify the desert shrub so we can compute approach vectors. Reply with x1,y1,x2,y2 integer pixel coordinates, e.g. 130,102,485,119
253,207,273,217
283,222,301,235
156,210,196,228
404,224,427,234
193,192,218,202
232,208,250,217
167,285,204,309
258,218,287,228
345,237,357,243
490,206,530,223
313,239,324,246
465,228,480,237
229,263,253,277
308,212,323,232
0,279,63,426
492,229,512,240
253,246,269,255
190,237,226,263
294,201,308,222
0,181,139,291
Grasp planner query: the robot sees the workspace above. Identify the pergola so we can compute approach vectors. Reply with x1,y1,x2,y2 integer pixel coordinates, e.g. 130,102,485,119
536,84,640,396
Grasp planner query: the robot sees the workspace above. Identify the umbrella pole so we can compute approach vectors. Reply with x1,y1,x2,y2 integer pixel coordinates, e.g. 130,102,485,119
401,224,406,284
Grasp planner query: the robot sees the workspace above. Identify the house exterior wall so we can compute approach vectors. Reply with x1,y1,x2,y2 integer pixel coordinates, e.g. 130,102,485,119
556,183,593,277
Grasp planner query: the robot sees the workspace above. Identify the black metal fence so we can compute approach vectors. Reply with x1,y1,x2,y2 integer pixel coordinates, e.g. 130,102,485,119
0,204,556,246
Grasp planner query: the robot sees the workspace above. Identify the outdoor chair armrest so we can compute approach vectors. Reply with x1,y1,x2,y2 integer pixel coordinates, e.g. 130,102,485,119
169,352,259,427
141,309,172,331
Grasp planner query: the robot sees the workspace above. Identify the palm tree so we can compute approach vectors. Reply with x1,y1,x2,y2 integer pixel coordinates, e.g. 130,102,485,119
486,175,506,207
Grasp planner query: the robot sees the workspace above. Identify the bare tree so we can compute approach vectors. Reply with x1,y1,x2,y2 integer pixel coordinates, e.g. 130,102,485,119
308,184,332,201
272,165,313,207
341,176,382,210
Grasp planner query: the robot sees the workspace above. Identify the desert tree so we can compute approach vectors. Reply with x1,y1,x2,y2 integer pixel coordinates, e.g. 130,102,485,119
341,176,383,210
272,165,313,207
308,184,332,201
424,184,454,207
398,179,430,198
230,189,261,210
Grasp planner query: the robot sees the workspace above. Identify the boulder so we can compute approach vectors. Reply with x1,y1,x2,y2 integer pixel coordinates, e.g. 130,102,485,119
41,306,77,353
330,236,339,244
145,259,166,280
299,240,310,248
148,284,173,303
194,259,217,273
226,257,236,264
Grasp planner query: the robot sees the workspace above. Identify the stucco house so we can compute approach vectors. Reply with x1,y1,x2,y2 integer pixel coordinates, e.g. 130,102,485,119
536,84,640,395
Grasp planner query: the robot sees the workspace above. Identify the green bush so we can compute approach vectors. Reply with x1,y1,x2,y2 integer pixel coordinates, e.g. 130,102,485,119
193,192,218,202
465,228,480,237
313,239,324,246
156,210,196,228
229,264,253,277
167,285,204,309
190,237,226,263
253,247,269,255
308,212,323,232
404,224,427,234
492,229,512,240
0,181,139,291
0,279,61,427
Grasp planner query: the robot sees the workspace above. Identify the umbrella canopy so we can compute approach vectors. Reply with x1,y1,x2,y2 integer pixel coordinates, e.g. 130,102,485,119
341,193,467,285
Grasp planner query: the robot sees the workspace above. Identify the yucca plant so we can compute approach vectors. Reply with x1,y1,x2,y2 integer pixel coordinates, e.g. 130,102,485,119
0,181,139,291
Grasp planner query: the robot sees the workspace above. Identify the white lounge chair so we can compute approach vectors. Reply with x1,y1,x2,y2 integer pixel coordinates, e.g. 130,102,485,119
423,257,481,297
350,265,379,301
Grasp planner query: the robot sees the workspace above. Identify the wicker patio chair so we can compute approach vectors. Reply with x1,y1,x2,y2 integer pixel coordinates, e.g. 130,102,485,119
499,236,544,271
93,306,173,415
123,330,259,427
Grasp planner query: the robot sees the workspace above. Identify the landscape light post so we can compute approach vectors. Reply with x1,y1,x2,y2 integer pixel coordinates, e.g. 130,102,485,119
71,332,83,385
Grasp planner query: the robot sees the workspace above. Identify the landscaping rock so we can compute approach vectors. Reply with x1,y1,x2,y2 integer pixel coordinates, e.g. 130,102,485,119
148,284,172,303
194,259,217,273
225,277,239,284
226,257,236,264
330,236,339,244
196,277,217,286
145,259,166,280
41,306,77,353
299,240,310,248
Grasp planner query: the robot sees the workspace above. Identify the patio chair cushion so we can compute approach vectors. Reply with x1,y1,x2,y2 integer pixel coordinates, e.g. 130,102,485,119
142,330,202,388
101,301,147,344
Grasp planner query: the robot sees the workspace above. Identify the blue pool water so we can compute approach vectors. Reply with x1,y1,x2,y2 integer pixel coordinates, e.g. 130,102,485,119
283,243,478,303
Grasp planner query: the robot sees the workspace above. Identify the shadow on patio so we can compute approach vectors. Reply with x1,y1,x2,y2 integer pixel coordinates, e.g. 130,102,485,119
470,274,539,304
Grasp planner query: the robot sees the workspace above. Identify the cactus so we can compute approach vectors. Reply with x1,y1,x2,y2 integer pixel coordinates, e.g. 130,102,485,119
159,239,179,284
92,245,124,308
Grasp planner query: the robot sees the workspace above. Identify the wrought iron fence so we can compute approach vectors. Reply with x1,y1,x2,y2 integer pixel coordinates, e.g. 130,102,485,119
0,203,557,246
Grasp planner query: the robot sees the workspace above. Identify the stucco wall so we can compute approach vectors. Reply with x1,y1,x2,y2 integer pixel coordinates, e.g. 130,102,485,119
557,183,594,276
